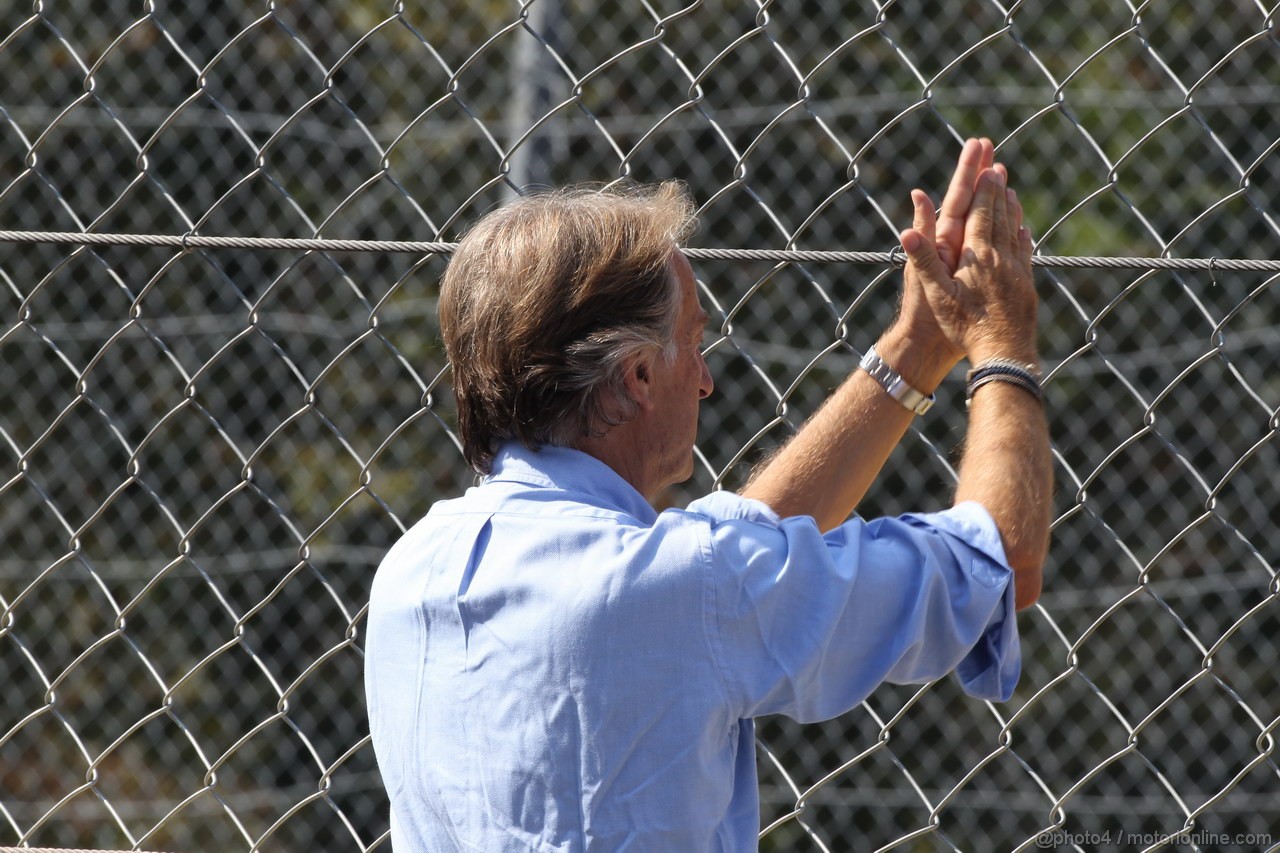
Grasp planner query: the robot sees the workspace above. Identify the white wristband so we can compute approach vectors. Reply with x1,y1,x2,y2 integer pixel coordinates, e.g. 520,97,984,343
859,346,935,416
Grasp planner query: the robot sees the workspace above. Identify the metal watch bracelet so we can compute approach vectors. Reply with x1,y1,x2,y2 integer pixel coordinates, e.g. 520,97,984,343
859,346,935,416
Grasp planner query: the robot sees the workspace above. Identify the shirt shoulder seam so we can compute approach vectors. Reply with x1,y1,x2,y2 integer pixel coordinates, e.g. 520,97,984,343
695,515,741,718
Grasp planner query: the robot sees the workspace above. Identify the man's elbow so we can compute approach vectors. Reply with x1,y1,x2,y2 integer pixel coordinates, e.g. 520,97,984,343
1012,565,1042,611
1008,542,1047,611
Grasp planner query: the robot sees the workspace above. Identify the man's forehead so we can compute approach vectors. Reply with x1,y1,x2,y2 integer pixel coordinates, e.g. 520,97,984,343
678,261,709,326
671,249,703,306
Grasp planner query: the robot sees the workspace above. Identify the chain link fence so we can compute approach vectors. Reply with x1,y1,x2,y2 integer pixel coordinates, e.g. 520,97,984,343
1,1,1278,850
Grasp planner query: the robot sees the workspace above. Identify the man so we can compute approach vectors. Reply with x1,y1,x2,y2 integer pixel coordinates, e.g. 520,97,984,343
365,138,1052,851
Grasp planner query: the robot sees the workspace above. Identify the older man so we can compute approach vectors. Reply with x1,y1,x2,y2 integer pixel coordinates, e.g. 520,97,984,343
365,138,1051,851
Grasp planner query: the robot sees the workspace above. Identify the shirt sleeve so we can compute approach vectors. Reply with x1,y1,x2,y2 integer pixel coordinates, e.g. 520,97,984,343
684,492,1020,723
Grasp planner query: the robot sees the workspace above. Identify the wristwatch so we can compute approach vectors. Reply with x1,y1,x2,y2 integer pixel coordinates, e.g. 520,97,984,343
859,346,935,416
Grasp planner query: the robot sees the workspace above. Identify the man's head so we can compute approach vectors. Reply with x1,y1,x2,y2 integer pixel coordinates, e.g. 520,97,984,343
440,182,708,479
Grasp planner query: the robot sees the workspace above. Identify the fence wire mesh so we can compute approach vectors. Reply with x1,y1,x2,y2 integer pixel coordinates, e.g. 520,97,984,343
1,1,1278,851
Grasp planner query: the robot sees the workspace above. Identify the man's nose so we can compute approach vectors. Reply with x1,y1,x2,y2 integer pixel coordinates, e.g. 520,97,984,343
698,355,714,399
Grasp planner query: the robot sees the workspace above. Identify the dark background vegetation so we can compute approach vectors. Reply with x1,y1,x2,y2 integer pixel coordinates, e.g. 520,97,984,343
1,1,1277,850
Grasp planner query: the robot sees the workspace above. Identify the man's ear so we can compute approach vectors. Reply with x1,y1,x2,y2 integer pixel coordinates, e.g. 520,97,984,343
622,353,656,412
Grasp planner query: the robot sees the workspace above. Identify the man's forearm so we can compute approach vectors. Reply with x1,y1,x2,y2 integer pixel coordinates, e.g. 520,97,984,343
739,325,955,532
740,145,1052,571
955,377,1052,610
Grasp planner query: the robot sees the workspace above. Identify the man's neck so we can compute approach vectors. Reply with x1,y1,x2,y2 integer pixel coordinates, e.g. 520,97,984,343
574,426,661,505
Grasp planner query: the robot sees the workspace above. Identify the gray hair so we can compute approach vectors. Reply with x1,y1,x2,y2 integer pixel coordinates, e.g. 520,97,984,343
438,182,697,474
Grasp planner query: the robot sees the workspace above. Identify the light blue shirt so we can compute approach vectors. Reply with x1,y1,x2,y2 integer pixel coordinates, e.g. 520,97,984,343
365,442,1019,852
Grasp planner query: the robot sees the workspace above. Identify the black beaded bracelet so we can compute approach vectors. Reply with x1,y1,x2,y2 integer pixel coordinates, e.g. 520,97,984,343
965,361,1043,407
966,357,1042,381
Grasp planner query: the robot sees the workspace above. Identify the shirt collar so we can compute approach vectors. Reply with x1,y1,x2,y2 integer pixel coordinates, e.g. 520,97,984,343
486,441,659,524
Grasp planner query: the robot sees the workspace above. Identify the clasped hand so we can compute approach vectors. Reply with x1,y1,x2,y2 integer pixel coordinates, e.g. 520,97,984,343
895,138,1039,368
